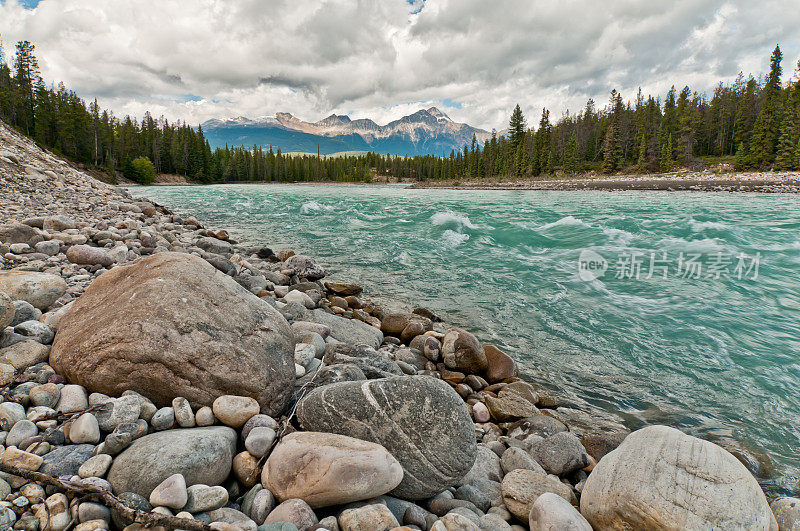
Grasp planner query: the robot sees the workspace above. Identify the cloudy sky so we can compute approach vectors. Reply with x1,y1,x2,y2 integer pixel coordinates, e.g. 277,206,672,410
1,0,799,130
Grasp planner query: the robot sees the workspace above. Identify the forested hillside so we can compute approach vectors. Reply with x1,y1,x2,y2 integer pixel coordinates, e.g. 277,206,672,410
1,41,798,184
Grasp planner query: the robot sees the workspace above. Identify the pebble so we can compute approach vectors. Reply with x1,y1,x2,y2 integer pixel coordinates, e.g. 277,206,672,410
0,401,27,431
6,420,38,447
195,406,216,426
244,426,276,458
339,503,399,531
28,382,60,408
149,473,188,510
212,395,259,428
57,384,89,413
0,447,43,471
95,395,142,432
70,412,101,444
78,454,113,478
184,484,229,513
78,502,111,524
151,407,175,431
172,397,195,428
14,320,54,344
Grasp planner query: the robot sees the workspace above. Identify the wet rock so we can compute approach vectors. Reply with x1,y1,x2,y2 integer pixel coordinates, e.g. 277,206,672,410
482,345,518,383
441,327,487,373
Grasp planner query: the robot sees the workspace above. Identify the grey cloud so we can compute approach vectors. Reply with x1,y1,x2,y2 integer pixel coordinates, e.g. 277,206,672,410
0,0,798,130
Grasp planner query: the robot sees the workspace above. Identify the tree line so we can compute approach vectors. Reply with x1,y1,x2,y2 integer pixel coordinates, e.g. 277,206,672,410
1,41,798,184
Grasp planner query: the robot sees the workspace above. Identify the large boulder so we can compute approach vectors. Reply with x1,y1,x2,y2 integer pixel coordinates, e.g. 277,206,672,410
580,425,777,530
0,272,66,310
296,309,383,349
49,252,296,416
297,376,477,500
107,427,237,497
262,431,403,508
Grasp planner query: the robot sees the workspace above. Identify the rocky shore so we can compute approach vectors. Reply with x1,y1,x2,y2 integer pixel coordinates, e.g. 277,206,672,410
0,117,797,531
410,171,800,192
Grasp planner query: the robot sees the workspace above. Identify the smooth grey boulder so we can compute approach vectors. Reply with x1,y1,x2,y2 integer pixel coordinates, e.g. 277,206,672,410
297,375,476,500
107,426,237,498
296,309,383,349
580,425,777,530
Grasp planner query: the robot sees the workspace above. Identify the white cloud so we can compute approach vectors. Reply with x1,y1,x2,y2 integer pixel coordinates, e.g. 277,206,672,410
0,0,798,129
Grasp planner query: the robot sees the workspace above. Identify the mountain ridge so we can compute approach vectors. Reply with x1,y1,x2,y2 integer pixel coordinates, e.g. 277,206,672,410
201,107,491,156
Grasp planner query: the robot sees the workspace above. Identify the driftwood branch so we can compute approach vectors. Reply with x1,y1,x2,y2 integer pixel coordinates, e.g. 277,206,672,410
0,463,212,531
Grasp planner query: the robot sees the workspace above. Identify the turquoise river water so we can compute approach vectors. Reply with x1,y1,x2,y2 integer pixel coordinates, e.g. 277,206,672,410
134,184,800,494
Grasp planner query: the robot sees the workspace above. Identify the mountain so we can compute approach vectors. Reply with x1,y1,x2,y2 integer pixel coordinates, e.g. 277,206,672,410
201,107,491,156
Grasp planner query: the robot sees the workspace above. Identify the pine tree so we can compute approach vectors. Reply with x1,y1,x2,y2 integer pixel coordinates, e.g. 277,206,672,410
564,133,579,174
749,45,784,167
775,111,797,170
509,104,526,148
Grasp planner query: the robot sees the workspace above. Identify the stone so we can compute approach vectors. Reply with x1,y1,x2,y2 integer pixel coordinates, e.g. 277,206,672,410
284,255,326,280
6,419,37,447
408,334,441,362
484,394,538,422
11,300,41,327
57,384,89,413
380,313,430,336
14,320,54,344
212,395,260,428
40,444,94,476
294,343,316,367
508,415,568,440
0,292,13,330
250,488,276,525
107,426,237,498
66,245,114,267
0,339,49,370
441,327,487,373
245,426,276,458
95,395,142,432
34,240,61,256
500,469,575,522
263,431,403,508
151,407,175,430
297,376,476,500
78,454,113,478
264,499,318,531
338,504,399,531
482,345,518,383
0,401,26,430
771,497,800,531
184,484,229,513
472,402,490,423
242,414,279,440
529,492,591,531
0,222,41,246
196,237,233,255
323,344,403,379
194,406,215,426
29,382,60,408
0,271,67,310
233,450,261,487
430,513,481,531
284,290,315,309
1,447,43,470
207,507,257,530
42,215,75,232
49,253,296,416
500,447,546,475
296,309,383,350
149,473,188,510
111,492,151,528
324,281,362,296
78,502,111,524
38,493,70,531
529,432,590,476
460,445,503,485
580,425,777,530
